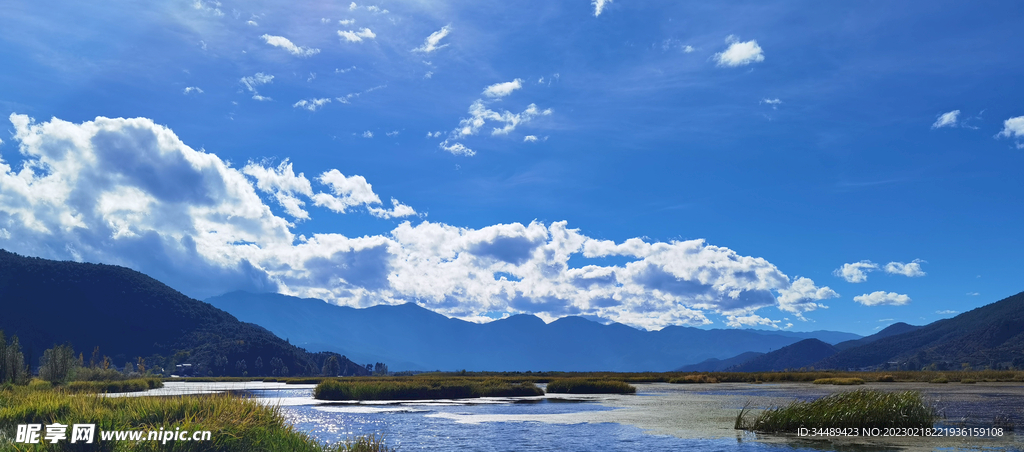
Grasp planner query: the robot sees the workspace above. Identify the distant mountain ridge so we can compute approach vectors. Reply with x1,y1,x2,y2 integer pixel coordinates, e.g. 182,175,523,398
726,339,839,372
0,250,367,377
206,291,861,372
816,291,1024,370
675,352,764,372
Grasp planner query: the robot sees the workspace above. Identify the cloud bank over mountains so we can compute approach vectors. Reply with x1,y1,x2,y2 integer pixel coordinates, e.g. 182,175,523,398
0,114,839,330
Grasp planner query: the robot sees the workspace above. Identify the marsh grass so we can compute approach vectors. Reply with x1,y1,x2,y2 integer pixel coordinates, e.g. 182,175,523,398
736,389,936,433
67,378,163,393
314,378,543,400
812,377,864,385
0,386,393,451
668,374,719,384
545,379,636,394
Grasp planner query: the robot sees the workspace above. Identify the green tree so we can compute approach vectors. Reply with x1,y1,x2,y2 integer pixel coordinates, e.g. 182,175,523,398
321,356,340,377
3,334,27,384
39,343,77,383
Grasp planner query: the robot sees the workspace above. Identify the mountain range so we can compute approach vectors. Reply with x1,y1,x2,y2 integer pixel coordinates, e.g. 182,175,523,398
0,250,367,377
706,293,1024,372
206,291,860,372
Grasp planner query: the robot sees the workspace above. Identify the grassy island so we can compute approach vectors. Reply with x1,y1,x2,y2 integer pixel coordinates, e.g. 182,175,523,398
545,379,636,394
314,377,543,401
736,389,936,433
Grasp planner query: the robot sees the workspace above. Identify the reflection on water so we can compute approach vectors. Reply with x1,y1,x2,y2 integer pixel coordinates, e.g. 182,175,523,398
136,382,1024,451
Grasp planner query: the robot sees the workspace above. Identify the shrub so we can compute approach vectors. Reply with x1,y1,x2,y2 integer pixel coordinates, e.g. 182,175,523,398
877,375,895,382
930,376,949,383
545,379,636,394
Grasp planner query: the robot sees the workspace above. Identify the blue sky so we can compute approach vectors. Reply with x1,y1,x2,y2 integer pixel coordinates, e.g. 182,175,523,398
1,0,1022,335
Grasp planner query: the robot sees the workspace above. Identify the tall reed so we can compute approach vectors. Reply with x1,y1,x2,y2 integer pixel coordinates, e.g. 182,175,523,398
736,389,936,433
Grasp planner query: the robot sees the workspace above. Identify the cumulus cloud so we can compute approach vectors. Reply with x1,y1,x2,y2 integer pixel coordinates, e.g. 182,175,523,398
242,160,314,220
482,79,523,98
931,110,960,129
338,28,376,43
413,25,451,53
368,198,418,219
292,98,332,112
833,261,878,283
998,115,1024,148
884,260,926,277
714,35,764,67
362,131,373,138
592,0,611,17
183,87,204,95
0,114,843,330
523,135,538,143
439,140,475,156
310,170,381,213
761,98,781,109
339,19,355,25
854,291,911,306
240,73,274,101
261,34,320,57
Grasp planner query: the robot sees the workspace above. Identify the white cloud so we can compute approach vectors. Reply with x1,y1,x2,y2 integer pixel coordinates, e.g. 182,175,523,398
192,0,223,16
777,277,838,317
336,66,356,74
440,140,475,156
242,160,314,220
426,131,442,138
0,113,844,331
936,309,958,315
424,71,433,79
482,79,523,98
386,131,399,137
833,260,878,283
454,100,552,138
240,73,274,101
523,135,538,143
854,291,911,306
997,116,1024,148
339,19,355,25
931,110,960,129
183,87,204,95
592,0,611,17
966,292,979,296
682,45,695,53
338,28,376,43
714,35,764,67
292,98,332,111
261,34,320,57
310,169,381,213
348,3,388,14
413,25,451,53
362,131,373,138
247,20,258,26
368,198,418,219
761,98,781,109
884,260,926,277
